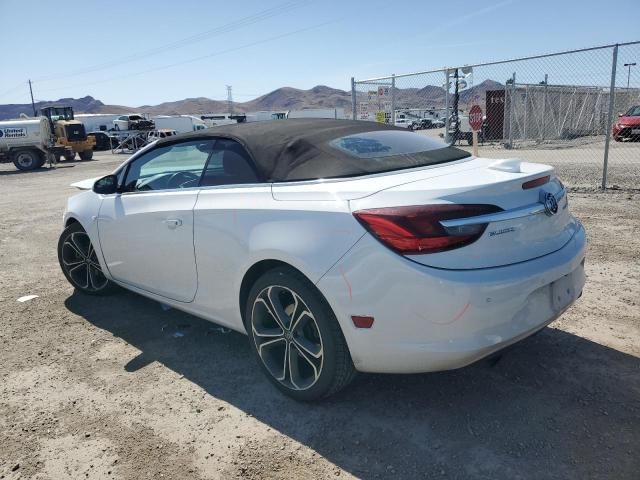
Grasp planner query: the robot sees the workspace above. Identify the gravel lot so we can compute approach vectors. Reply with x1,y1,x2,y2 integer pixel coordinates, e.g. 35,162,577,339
418,129,640,190
1,152,639,479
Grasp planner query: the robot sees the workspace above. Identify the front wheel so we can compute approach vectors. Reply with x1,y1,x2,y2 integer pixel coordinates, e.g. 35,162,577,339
58,222,117,295
64,152,76,162
245,267,356,401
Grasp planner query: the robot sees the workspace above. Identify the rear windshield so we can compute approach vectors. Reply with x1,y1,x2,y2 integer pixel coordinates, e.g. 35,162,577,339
328,130,470,170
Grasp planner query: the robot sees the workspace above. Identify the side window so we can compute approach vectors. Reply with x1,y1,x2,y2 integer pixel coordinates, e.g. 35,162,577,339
123,139,214,192
200,139,259,187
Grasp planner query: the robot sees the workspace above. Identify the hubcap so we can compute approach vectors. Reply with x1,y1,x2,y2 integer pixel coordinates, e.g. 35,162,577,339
61,232,109,291
16,152,34,168
251,286,323,391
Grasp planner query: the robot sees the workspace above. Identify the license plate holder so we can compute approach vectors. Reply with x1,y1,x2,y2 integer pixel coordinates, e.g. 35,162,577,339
631,128,640,134
551,273,575,312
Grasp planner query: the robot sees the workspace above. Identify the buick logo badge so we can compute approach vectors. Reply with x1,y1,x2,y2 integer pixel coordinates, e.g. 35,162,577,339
542,192,558,216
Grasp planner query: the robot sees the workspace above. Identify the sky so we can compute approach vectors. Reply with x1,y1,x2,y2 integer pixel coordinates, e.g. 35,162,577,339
0,0,639,106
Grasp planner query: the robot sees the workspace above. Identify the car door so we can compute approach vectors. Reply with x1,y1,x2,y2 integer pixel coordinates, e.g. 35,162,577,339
97,138,214,302
191,138,267,324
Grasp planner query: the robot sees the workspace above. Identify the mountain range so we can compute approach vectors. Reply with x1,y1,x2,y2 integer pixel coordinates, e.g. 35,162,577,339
0,80,503,120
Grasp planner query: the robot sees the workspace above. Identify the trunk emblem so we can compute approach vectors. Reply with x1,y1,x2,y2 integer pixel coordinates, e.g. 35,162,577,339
541,192,559,216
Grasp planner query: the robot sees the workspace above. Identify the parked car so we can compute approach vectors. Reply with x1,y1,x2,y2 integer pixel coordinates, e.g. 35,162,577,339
407,119,432,131
147,129,177,142
612,105,640,141
88,131,119,151
431,118,445,128
113,114,155,131
58,119,586,401
394,118,412,128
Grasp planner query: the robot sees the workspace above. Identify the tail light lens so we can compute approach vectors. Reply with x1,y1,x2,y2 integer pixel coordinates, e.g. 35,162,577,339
522,175,550,190
353,204,502,255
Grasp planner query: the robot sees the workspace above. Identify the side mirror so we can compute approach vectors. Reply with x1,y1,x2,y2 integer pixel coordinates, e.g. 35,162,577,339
618,112,623,117
93,174,119,194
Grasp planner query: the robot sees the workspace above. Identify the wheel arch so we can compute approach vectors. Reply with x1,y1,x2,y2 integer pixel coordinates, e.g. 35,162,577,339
239,259,305,324
65,216,80,228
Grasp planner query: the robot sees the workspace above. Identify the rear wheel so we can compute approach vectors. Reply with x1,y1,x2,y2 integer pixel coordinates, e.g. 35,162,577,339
12,149,41,171
79,150,93,161
245,267,356,401
58,222,116,295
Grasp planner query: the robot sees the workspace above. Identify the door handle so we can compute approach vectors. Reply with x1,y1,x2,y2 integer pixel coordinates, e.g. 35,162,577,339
163,218,183,229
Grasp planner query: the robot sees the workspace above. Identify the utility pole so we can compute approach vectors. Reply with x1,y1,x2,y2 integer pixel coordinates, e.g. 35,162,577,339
28,79,36,116
226,85,234,115
624,62,636,89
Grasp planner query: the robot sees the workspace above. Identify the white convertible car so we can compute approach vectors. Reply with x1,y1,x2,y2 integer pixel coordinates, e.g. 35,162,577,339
58,119,586,400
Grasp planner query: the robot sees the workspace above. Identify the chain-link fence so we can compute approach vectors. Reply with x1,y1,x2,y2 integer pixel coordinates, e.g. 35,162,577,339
351,41,640,190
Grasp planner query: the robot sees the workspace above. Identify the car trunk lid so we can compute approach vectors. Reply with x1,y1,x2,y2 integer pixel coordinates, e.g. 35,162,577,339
349,158,578,269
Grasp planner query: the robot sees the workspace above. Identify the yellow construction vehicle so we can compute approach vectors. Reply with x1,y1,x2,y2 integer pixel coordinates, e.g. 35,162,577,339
40,106,95,161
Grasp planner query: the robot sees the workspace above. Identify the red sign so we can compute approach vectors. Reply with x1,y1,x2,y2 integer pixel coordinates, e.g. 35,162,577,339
469,105,483,131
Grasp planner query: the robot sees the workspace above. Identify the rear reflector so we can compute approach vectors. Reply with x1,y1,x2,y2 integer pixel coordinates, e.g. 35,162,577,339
353,204,502,255
522,175,550,190
351,315,375,328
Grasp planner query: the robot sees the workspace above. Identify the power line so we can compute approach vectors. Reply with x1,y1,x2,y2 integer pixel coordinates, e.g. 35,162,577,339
0,83,28,99
36,22,332,95
31,1,306,84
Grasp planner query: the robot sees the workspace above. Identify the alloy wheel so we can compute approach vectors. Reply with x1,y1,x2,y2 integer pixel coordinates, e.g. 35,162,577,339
251,285,324,391
60,231,109,292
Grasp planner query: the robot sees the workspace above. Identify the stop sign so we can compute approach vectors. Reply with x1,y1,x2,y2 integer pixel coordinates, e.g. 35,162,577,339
469,105,483,131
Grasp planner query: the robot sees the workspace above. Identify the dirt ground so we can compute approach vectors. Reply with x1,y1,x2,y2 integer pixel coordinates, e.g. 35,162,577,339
0,152,639,480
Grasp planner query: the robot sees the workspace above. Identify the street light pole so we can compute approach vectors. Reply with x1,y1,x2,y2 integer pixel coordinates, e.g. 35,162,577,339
624,62,636,89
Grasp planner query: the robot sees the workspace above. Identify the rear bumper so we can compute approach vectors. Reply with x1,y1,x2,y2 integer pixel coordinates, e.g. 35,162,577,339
317,223,586,374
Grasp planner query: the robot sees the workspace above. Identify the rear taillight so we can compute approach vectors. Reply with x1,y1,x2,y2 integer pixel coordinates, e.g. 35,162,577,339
353,204,502,255
522,175,550,190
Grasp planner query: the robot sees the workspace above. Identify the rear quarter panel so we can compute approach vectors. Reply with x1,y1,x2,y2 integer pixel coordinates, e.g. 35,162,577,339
191,185,366,331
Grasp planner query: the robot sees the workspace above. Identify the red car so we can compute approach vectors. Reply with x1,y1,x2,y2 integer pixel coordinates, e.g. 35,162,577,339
613,105,640,141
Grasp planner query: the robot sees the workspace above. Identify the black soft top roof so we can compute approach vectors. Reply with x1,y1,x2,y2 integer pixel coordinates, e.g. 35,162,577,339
157,118,410,182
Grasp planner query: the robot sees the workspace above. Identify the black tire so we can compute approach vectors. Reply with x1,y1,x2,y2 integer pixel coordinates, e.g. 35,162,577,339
79,150,93,161
64,152,76,162
12,149,41,171
245,266,356,401
57,222,117,295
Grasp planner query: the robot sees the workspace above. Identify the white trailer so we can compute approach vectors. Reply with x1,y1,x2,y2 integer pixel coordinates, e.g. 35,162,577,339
0,118,68,170
75,114,122,133
151,115,207,133
200,114,238,127
288,108,345,119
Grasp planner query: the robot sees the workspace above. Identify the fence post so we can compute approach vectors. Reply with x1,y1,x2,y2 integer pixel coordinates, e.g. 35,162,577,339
351,77,357,120
540,74,548,141
444,69,450,143
602,44,618,190
508,72,516,148
391,74,396,124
